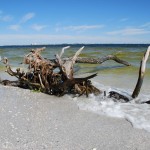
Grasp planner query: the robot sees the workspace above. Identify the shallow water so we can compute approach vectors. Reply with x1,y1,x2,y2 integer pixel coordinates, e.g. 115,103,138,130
73,81,150,132
0,44,150,132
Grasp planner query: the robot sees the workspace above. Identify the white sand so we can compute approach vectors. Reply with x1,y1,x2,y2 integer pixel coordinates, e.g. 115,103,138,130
0,85,150,150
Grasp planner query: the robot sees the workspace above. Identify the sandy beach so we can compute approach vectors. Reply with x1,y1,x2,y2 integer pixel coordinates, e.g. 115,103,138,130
0,0,150,148
0,85,150,150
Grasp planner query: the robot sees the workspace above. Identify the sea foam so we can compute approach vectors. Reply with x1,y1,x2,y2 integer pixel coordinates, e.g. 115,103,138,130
73,82,150,132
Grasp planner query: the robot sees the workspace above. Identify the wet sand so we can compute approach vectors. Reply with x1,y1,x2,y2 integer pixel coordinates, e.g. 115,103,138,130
0,85,150,150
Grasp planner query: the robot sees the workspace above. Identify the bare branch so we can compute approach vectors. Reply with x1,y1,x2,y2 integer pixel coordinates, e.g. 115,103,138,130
132,46,150,98
59,46,70,58
72,46,85,64
74,55,131,66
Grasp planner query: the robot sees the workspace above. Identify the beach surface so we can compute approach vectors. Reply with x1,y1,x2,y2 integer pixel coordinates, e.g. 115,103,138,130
0,85,150,150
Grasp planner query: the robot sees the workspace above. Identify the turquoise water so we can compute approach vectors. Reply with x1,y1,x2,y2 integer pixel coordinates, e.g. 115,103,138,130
1,44,150,132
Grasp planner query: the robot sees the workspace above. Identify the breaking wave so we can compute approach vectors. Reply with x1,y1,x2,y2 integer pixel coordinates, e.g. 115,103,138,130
73,82,150,132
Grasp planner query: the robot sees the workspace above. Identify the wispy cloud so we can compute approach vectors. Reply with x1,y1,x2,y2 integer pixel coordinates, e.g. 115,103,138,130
9,12,35,31
64,25,104,31
107,28,150,36
31,24,47,31
0,15,13,22
56,25,104,32
20,12,35,24
0,10,13,22
8,25,21,31
141,22,150,28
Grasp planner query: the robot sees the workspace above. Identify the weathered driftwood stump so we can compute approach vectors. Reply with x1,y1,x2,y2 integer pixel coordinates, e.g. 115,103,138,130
1,45,149,103
108,46,150,103
132,46,150,98
0,46,102,97
0,46,133,98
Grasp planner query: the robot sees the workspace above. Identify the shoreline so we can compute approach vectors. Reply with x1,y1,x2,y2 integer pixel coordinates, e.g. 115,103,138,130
0,85,150,149
0,43,149,47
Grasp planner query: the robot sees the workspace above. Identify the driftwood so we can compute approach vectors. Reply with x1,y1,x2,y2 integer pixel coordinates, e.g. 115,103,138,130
1,45,149,102
132,46,150,98
0,46,131,97
74,55,131,66
108,46,150,103
0,47,103,97
108,91,130,103
60,55,131,66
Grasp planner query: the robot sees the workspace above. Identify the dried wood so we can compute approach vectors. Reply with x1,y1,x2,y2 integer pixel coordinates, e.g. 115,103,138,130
108,46,150,102
132,46,150,98
0,47,103,97
62,55,131,66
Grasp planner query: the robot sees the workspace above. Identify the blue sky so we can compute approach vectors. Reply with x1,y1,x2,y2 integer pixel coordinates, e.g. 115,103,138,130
0,0,150,45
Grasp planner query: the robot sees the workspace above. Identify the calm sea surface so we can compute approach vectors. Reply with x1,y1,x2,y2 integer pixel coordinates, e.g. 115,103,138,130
0,44,150,88
1,44,150,132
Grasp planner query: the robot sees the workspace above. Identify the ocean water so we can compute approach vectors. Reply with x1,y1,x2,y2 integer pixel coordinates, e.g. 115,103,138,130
0,44,150,132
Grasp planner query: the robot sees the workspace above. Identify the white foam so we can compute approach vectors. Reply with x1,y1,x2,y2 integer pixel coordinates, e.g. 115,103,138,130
73,83,150,132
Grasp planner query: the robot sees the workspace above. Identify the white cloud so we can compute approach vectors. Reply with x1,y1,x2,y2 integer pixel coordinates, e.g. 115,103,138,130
8,12,35,31
8,25,20,31
107,28,150,36
31,24,47,31
56,25,104,32
141,22,150,28
20,12,35,23
0,10,13,22
63,25,104,31
0,15,13,22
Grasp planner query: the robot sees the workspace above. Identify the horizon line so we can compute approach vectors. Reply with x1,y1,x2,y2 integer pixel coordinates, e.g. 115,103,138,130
0,43,150,47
